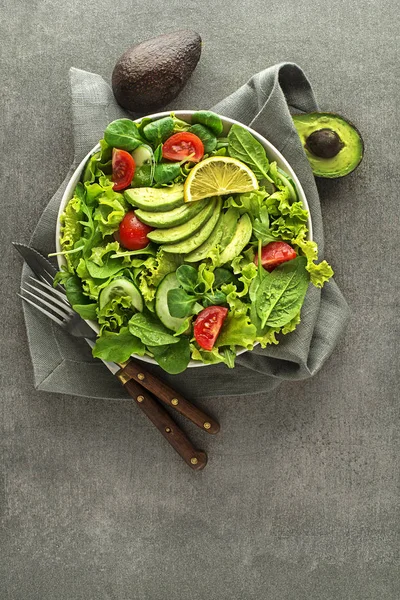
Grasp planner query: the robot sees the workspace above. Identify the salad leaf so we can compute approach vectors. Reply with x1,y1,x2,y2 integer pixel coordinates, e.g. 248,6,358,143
143,117,174,146
131,164,153,187
197,263,214,293
128,313,179,346
190,344,234,367
92,327,145,363
227,124,269,180
216,313,256,349
90,241,120,266
97,295,134,332
59,191,83,269
213,268,236,288
154,162,181,185
167,288,197,318
189,124,217,154
256,256,309,328
176,265,198,292
202,290,227,307
86,242,125,279
138,250,183,303
63,274,97,320
82,151,101,184
104,119,144,151
148,337,191,374
191,111,223,136
291,236,334,288
93,189,127,237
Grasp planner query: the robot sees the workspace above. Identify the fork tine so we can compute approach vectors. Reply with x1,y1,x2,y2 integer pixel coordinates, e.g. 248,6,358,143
18,293,65,327
21,286,72,320
29,276,69,304
24,282,74,316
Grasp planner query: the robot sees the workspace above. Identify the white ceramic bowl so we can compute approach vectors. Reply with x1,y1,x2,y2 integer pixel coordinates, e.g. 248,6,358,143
56,110,312,367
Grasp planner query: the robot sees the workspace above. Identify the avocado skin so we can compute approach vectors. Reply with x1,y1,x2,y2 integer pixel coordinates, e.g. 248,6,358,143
112,31,202,113
293,112,364,178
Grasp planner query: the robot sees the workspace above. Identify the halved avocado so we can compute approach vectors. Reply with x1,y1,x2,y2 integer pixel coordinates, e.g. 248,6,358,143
293,112,363,178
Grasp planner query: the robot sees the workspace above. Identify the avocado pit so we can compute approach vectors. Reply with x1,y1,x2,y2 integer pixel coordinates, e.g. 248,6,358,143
305,129,344,159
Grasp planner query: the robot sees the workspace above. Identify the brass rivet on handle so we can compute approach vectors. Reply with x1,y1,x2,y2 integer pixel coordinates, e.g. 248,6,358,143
137,395,145,403
190,457,198,465
171,398,179,406
203,422,211,430
137,373,145,381
165,427,172,433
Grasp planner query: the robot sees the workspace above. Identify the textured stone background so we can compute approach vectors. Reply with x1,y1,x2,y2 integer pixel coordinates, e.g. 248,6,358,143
1,1,399,598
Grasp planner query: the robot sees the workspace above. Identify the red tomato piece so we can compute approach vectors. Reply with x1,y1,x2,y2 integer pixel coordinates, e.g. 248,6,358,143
162,132,204,163
254,241,297,272
112,149,135,191
118,211,153,250
193,306,228,351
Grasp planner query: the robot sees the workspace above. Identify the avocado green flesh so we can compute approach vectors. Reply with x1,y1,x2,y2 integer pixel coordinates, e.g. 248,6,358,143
218,213,253,265
162,199,222,254
147,199,214,244
135,198,207,228
124,184,184,212
185,214,224,262
155,273,187,332
293,113,363,178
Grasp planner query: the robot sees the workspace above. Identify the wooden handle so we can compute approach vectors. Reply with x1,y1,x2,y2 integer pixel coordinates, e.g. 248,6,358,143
117,359,220,435
123,378,207,471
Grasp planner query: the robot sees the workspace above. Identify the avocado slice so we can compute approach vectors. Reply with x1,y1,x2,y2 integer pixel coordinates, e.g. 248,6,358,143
293,112,363,178
185,214,224,262
162,199,222,254
218,213,252,265
219,207,240,249
135,198,208,229
124,184,184,212
147,199,214,244
112,31,202,113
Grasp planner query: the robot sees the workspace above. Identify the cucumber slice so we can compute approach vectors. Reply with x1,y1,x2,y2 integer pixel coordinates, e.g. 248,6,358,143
162,198,222,254
124,184,184,212
99,278,143,312
147,200,214,245
131,145,153,167
135,199,207,229
155,273,187,332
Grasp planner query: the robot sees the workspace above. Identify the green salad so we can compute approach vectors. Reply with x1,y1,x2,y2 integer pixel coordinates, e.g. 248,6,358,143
54,111,333,373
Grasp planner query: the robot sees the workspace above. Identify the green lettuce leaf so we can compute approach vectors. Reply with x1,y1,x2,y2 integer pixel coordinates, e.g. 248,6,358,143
93,188,127,237
138,250,183,303
92,327,145,363
128,313,179,346
215,313,257,349
292,237,334,288
148,337,191,374
97,295,134,333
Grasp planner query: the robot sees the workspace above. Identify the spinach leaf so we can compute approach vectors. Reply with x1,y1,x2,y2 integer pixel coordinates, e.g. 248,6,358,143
227,124,270,180
176,265,198,292
255,256,309,328
148,337,191,374
86,242,125,278
104,119,144,151
143,117,174,146
154,162,181,184
213,267,236,288
252,206,276,245
128,313,179,346
92,327,145,363
192,111,224,136
153,144,163,163
167,288,197,318
202,290,227,307
189,124,217,154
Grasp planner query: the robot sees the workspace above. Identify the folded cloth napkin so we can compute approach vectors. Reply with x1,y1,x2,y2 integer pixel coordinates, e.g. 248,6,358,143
21,63,349,399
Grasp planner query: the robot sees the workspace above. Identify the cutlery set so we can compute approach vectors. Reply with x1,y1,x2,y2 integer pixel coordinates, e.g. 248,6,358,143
13,243,220,471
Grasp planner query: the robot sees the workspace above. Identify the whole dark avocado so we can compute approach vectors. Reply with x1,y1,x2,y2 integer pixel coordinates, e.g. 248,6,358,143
293,112,364,178
112,31,202,113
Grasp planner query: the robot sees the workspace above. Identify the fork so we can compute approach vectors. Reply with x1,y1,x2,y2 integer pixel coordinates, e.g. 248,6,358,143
17,265,214,470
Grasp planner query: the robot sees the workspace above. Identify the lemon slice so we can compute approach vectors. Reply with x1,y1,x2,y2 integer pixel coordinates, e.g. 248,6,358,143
184,156,258,202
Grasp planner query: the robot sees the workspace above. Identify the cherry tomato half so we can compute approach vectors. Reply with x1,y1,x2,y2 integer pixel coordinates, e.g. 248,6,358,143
193,306,228,351
112,149,135,191
254,241,297,272
162,132,204,163
118,211,153,250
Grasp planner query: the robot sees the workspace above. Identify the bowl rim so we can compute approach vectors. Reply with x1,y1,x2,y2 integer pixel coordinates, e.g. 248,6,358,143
56,110,312,368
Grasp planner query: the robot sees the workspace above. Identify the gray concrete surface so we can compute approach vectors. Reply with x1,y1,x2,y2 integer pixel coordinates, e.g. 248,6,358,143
1,1,399,598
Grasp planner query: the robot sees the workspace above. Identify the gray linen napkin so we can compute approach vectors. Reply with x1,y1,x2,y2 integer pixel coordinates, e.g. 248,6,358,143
21,63,349,399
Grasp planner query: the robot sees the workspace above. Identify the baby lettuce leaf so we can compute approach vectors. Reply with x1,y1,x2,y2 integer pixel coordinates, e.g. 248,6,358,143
215,313,257,349
64,274,97,320
143,117,174,146
227,124,269,180
189,124,217,153
256,256,309,328
191,111,223,136
176,265,198,293
104,119,144,151
92,327,145,363
153,162,181,184
167,288,197,319
148,337,191,374
128,313,179,346
97,295,134,333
